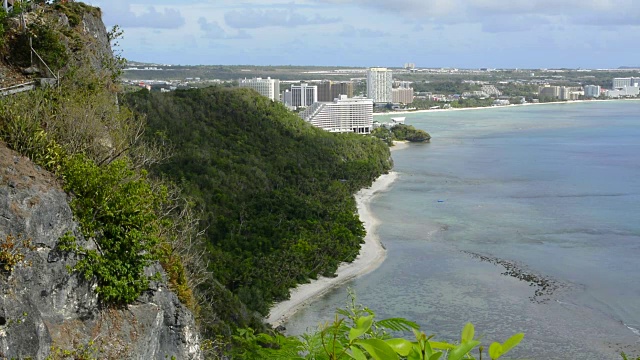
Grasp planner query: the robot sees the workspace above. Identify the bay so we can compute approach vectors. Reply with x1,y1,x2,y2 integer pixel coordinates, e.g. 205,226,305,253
283,101,640,359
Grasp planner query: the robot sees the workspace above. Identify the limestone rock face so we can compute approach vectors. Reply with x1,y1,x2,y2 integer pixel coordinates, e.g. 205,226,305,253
0,144,201,359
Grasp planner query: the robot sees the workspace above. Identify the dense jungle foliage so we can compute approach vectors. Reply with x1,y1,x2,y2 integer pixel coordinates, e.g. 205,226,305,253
124,87,393,320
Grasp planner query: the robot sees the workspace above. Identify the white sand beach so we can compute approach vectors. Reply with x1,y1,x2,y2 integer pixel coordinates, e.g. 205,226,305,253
372,99,640,118
266,170,400,328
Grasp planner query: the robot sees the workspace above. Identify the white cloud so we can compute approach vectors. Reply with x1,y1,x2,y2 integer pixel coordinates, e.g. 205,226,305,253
224,8,340,28
338,25,389,38
97,0,186,29
198,17,251,39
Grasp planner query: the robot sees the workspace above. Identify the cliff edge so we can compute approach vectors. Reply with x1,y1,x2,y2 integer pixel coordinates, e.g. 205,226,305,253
0,145,201,359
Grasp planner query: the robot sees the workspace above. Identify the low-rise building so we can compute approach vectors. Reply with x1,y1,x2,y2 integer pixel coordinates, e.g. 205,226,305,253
605,86,640,98
481,85,502,96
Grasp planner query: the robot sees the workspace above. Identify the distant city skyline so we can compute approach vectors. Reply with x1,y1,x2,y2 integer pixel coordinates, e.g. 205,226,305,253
85,0,640,69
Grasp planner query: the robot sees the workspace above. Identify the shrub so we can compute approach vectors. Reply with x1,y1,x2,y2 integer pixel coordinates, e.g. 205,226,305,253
0,8,7,48
9,21,69,72
0,235,36,274
59,155,166,304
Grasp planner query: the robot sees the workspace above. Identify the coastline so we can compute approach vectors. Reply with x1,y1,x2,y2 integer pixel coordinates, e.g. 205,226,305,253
266,170,400,328
373,98,640,117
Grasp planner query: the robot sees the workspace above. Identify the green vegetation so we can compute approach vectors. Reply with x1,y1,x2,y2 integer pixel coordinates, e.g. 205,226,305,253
0,4,551,358
0,1,203,308
390,124,431,142
621,353,640,360
230,292,524,359
0,87,170,304
57,156,166,303
0,235,36,274
46,341,100,360
0,8,7,48
53,0,101,27
9,16,69,72
412,80,480,94
372,125,431,145
123,86,392,329
448,98,494,108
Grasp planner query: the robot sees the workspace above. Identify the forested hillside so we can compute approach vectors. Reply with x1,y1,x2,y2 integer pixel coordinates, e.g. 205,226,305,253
124,87,392,322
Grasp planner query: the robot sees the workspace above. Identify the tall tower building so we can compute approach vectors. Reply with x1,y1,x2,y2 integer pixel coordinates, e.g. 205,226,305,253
331,81,354,100
367,67,393,103
290,83,318,107
317,81,333,102
317,81,354,102
238,77,280,101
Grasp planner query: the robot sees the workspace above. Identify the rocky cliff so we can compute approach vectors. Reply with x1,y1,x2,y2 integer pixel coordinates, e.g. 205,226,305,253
1,2,114,88
0,143,202,359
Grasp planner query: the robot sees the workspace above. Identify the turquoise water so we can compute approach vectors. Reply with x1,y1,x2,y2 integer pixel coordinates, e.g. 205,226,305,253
283,101,640,359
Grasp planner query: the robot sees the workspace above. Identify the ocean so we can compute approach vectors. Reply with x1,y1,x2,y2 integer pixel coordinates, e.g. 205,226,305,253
283,101,640,359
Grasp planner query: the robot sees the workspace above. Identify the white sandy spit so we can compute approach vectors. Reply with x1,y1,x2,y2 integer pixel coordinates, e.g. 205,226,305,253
266,170,400,328
373,98,640,117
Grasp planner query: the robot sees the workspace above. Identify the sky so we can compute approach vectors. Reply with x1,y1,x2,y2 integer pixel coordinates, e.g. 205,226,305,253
84,0,640,68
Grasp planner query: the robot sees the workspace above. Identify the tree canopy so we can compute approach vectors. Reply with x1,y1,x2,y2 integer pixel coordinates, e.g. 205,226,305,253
124,87,392,323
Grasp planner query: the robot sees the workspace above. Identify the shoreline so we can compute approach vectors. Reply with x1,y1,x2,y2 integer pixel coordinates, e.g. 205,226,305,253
266,170,400,328
373,98,640,117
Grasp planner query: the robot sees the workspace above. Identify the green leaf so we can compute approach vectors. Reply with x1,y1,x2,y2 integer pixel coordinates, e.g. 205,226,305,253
354,339,399,360
428,341,455,350
376,317,420,332
461,322,475,343
489,342,503,359
502,333,524,354
489,333,524,359
447,340,481,360
348,346,367,360
423,338,434,357
349,315,374,341
429,353,442,360
384,338,413,356
407,346,423,360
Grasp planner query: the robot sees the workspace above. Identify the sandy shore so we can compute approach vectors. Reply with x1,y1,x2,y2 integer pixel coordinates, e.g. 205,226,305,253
373,98,640,117
391,140,410,151
266,170,400,327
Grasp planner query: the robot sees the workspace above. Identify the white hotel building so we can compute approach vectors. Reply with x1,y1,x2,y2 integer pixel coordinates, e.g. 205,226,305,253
290,83,318,107
367,67,393,103
613,77,640,89
584,85,601,98
238,77,280,101
300,95,373,134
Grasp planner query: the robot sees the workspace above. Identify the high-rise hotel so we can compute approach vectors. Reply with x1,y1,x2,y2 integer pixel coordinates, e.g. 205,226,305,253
238,77,280,101
366,67,393,103
290,83,318,107
317,81,354,102
299,95,373,134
